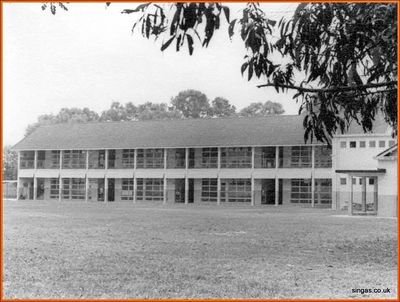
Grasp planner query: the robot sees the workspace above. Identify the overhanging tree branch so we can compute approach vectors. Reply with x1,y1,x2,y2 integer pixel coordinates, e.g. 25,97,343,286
256,81,398,93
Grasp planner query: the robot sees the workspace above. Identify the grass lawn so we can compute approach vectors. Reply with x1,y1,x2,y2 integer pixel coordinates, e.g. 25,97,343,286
3,200,398,299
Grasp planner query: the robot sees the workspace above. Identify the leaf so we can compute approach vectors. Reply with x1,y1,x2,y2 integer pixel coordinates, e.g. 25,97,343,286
222,6,230,22
187,34,194,55
121,4,149,14
293,3,307,24
241,62,248,75
248,62,254,81
228,19,237,39
161,36,175,52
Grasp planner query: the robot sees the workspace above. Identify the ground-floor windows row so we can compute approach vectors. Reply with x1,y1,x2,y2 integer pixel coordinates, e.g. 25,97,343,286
290,178,332,206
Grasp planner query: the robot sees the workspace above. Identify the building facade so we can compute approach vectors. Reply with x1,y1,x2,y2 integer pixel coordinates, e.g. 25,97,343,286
12,115,397,216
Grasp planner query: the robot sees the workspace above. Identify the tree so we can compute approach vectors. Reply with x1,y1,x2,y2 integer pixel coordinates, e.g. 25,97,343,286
25,107,100,136
123,2,397,144
3,146,18,180
135,102,182,120
240,101,284,117
99,102,131,121
209,97,237,117
170,89,210,118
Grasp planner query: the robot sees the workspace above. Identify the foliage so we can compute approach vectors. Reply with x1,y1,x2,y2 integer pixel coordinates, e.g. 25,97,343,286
3,146,18,180
127,2,397,144
240,101,284,117
209,97,237,117
170,89,210,118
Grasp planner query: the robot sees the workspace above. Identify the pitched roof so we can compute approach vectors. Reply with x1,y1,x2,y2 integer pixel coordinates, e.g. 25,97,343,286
375,144,398,160
12,115,390,150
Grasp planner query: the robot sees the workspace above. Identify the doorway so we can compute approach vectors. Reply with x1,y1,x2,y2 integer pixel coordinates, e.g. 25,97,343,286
108,178,115,202
175,179,185,203
261,179,275,204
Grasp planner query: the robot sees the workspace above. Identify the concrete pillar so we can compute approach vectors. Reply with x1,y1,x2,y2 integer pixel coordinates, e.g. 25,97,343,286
217,147,221,205
361,176,367,212
85,175,89,202
275,177,279,206
374,177,378,212
311,146,315,207
133,175,137,203
185,148,189,204
251,175,255,206
163,149,167,204
348,175,353,215
16,152,21,200
33,176,37,200
86,150,89,170
34,150,38,170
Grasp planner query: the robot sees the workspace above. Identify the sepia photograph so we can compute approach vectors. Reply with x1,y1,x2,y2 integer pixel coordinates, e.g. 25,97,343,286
2,1,398,299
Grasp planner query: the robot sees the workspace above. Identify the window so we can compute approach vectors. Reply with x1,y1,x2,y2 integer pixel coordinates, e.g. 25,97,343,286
136,178,163,201
290,146,312,168
349,141,356,148
314,179,332,206
201,178,218,202
121,179,134,201
49,178,59,199
352,178,356,185
340,141,346,148
389,140,395,147
62,150,86,169
36,151,46,168
122,149,135,168
359,178,363,185
290,179,311,204
201,148,218,168
167,149,185,169
314,146,332,168
340,178,347,185
136,149,164,168
220,147,252,168
379,140,385,148
369,178,375,185
62,178,85,200
369,141,376,148
88,150,105,169
359,141,366,148
221,179,251,202
20,151,35,169
254,147,276,168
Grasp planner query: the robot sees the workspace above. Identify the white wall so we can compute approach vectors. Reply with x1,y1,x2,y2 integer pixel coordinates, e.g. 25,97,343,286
377,158,398,217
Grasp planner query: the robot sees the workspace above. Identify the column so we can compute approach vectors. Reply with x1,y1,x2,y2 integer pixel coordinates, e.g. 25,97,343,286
105,150,109,170
251,147,255,206
311,146,315,208
361,176,367,212
374,177,378,212
275,146,279,206
16,152,21,200
184,148,189,204
33,176,37,200
85,175,89,202
348,175,353,215
34,150,38,170
217,147,221,205
163,149,167,204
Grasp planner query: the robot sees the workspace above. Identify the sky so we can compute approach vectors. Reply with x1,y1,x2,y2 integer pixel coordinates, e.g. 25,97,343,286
3,2,300,146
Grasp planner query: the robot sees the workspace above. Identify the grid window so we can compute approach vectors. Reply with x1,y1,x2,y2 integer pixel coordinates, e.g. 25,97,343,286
49,178,59,199
369,178,375,185
369,141,376,148
167,149,185,168
254,147,276,168
136,149,164,168
352,178,356,185
389,140,395,147
290,179,311,204
379,140,385,148
121,179,134,201
359,178,363,185
136,178,163,201
221,147,252,168
201,178,218,202
222,179,251,202
314,146,332,168
62,150,86,169
50,151,60,168
340,178,347,185
122,149,135,168
20,151,35,169
201,148,218,168
62,178,85,200
314,179,332,205
291,146,312,168
349,141,356,148
36,151,46,169
340,141,346,148
359,141,366,148
88,150,105,169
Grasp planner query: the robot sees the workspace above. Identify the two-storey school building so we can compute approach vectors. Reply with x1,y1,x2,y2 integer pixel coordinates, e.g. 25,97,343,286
12,115,397,216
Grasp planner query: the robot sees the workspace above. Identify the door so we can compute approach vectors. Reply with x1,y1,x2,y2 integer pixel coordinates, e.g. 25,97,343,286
188,179,194,203
108,178,115,202
261,179,275,204
175,179,185,203
97,179,105,201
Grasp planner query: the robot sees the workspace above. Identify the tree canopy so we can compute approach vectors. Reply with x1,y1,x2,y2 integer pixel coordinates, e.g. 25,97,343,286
122,2,397,144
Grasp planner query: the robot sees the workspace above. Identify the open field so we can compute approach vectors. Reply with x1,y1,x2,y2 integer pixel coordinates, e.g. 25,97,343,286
3,200,397,299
